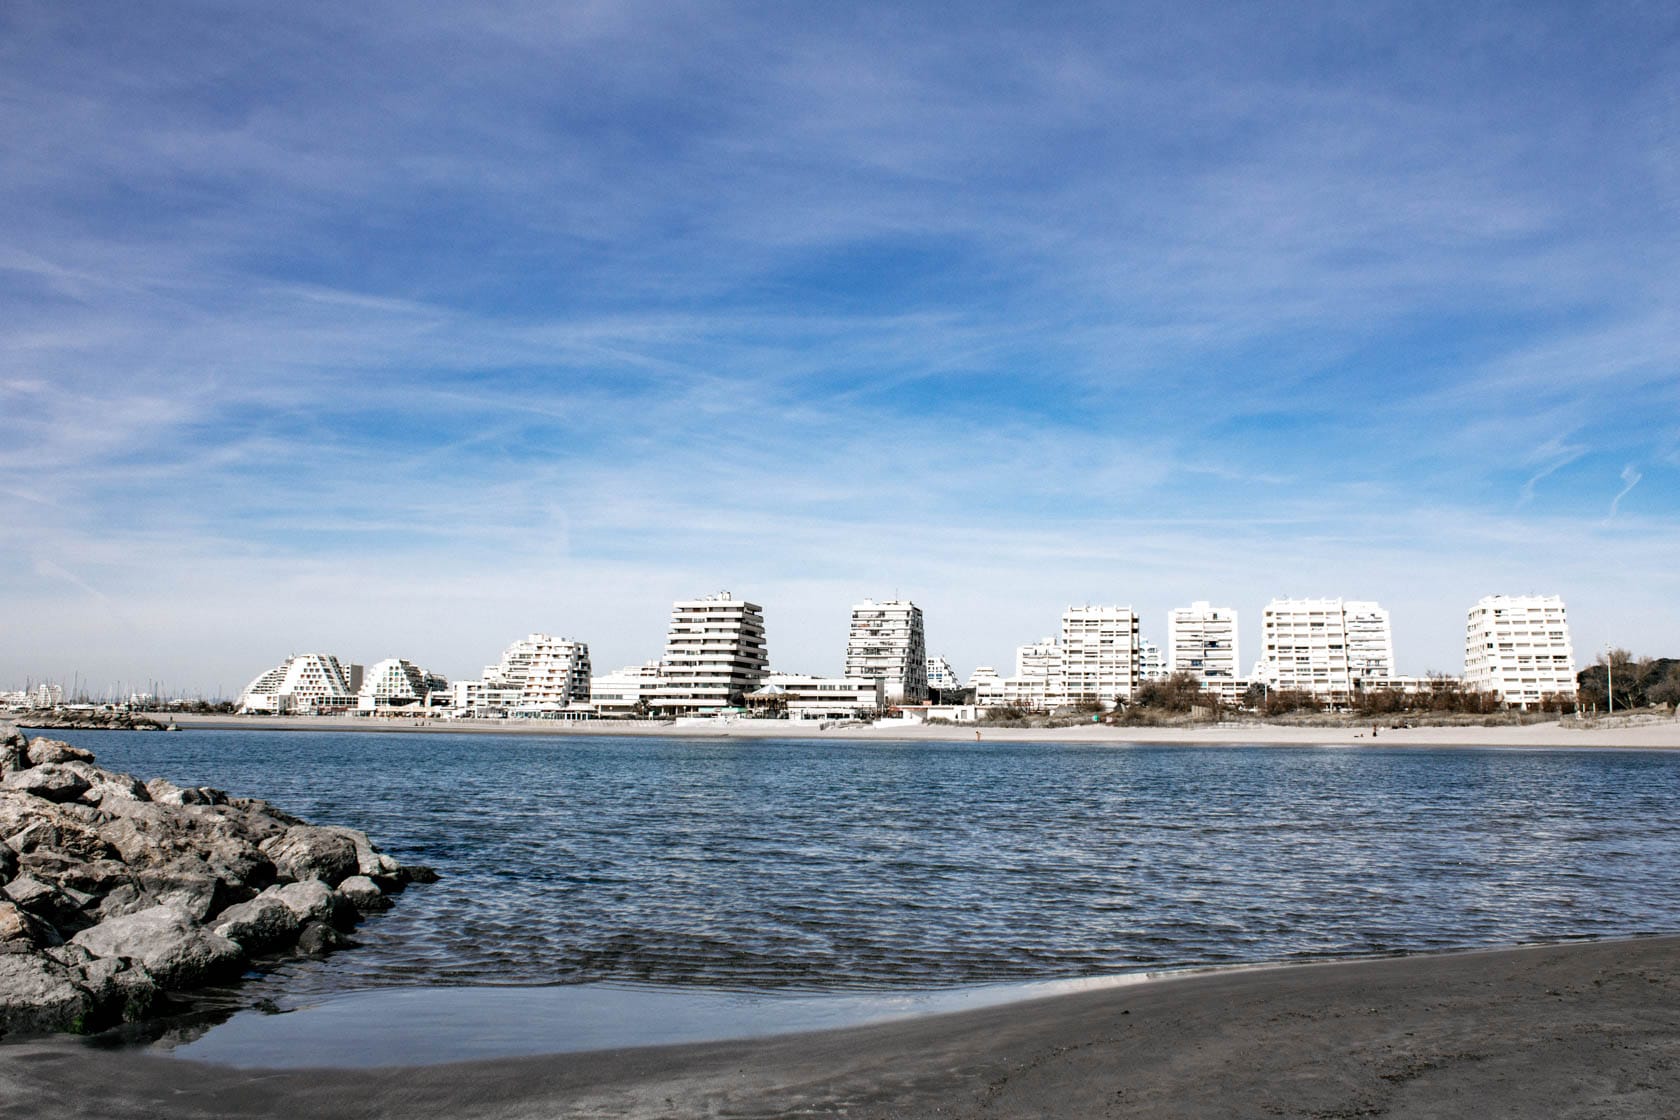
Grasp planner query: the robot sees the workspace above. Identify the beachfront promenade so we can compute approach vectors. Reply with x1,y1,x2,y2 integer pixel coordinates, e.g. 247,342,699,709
150,710,1680,749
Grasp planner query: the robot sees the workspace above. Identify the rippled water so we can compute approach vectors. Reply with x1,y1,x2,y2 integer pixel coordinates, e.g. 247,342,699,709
59,731,1680,1002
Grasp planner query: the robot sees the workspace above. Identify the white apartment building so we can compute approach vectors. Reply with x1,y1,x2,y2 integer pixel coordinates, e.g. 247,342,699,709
1060,606,1139,707
925,655,961,692
1138,638,1167,682
238,654,360,715
1258,598,1393,702
1464,595,1577,708
653,591,769,716
515,637,591,714
589,661,663,718
1006,637,1064,710
359,658,448,713
844,599,928,704
1168,602,1240,689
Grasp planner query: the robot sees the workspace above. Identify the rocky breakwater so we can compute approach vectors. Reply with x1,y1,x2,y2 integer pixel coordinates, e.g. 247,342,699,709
0,724,435,1038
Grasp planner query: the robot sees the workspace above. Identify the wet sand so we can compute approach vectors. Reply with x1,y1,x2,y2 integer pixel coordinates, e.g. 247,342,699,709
114,710,1680,749
5,936,1679,1118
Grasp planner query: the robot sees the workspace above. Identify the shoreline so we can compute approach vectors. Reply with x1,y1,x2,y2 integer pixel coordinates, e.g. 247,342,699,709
6,934,1680,1117
54,710,1680,749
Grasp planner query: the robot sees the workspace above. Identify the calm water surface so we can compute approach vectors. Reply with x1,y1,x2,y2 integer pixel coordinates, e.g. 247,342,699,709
60,730,1680,1005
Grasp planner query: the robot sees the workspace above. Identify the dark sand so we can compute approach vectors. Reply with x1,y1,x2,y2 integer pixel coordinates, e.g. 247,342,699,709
5,936,1679,1118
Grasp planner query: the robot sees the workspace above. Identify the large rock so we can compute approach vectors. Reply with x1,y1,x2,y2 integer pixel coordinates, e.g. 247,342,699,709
2,764,90,803
25,739,95,767
262,826,360,886
144,778,227,806
0,953,94,1037
264,880,341,926
5,812,118,864
335,875,391,913
212,894,301,952
0,901,58,953
70,905,245,988
0,731,26,777
60,762,149,806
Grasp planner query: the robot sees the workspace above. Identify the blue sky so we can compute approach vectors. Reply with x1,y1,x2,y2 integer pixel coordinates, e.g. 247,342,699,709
3,2,1677,697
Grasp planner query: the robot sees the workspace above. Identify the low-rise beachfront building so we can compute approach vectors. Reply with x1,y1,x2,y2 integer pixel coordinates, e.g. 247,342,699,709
1060,606,1139,708
1464,594,1577,708
745,674,885,720
844,599,928,704
1138,638,1167,682
1168,602,1240,692
589,661,663,718
653,591,769,716
358,658,448,714
238,654,360,715
1257,598,1393,705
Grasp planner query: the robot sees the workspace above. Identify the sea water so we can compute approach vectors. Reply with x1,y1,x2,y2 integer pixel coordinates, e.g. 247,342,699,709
51,730,1680,1064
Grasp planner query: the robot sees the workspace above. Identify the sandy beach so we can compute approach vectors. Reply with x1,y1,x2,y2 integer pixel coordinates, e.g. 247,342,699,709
104,710,1680,749
4,935,1678,1118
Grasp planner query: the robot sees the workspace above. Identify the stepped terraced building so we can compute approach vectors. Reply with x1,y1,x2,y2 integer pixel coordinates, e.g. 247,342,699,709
653,591,769,716
238,653,362,715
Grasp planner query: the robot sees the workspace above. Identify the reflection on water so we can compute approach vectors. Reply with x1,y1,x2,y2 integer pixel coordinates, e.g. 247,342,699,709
64,731,1680,1006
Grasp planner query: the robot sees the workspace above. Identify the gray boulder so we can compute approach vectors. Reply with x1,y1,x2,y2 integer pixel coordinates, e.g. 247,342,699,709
76,955,158,1023
70,905,244,988
212,894,301,952
264,880,339,926
25,739,95,767
3,764,91,804
0,732,25,777
262,826,359,886
335,875,391,913
61,762,149,806
295,921,355,957
0,953,94,1037
144,778,227,806
0,900,58,953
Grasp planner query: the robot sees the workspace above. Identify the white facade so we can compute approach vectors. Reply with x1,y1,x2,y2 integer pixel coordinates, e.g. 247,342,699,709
925,655,961,692
654,591,769,716
358,658,448,712
1258,598,1394,701
1168,602,1240,689
1138,638,1167,682
238,654,358,715
750,674,885,720
844,599,928,704
513,636,591,714
589,661,663,718
1059,606,1139,707
1464,595,1577,707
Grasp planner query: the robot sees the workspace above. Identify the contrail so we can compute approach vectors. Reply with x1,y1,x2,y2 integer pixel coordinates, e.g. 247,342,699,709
1607,464,1642,519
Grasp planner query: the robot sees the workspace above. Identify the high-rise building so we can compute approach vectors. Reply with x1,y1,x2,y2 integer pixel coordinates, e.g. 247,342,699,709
238,653,359,715
1059,606,1139,707
1168,602,1240,686
1464,595,1576,707
844,599,927,704
1138,638,1167,682
515,636,592,712
1258,598,1393,700
654,591,769,716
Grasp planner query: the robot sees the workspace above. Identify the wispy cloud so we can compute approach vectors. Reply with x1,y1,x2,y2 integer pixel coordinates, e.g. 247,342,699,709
2,2,1678,690
1607,464,1644,520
